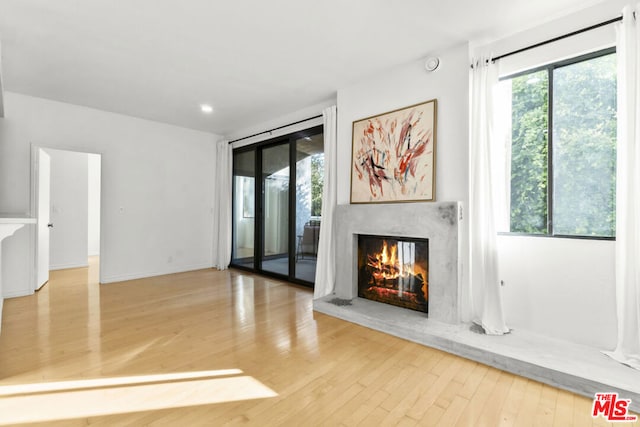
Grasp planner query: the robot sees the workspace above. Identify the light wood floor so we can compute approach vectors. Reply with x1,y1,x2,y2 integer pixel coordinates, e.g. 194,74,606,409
0,258,630,426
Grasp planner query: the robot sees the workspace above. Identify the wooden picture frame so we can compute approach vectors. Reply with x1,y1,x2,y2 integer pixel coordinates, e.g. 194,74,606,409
350,99,437,204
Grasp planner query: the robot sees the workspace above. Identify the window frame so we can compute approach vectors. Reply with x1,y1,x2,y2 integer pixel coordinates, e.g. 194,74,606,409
499,46,617,241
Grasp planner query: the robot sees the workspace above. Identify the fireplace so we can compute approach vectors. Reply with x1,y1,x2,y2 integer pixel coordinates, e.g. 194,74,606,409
358,235,429,313
324,202,460,324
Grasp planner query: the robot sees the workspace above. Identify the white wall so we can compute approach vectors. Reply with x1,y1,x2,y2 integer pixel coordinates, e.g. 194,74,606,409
499,236,616,348
48,148,89,270
336,43,471,319
0,92,218,295
88,153,101,256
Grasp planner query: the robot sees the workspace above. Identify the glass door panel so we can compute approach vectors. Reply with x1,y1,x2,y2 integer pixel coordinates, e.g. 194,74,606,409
232,150,256,268
261,143,290,276
294,134,324,282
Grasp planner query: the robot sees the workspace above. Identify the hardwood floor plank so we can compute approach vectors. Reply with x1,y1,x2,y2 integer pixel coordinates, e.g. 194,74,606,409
0,259,618,426
457,362,490,400
514,378,543,426
573,393,596,427
532,384,558,426
496,375,529,426
340,389,388,426
438,395,470,426
476,370,515,426
381,372,439,425
433,376,464,410
396,416,419,427
417,404,446,427
378,365,431,413
453,367,501,427
552,389,576,427
356,406,391,426
406,357,464,419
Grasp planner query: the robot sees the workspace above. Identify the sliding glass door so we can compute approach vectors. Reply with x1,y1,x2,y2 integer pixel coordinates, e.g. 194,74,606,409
293,134,324,282
232,150,255,269
261,143,290,275
230,126,323,287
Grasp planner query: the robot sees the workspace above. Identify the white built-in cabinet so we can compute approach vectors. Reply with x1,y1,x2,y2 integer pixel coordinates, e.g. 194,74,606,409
0,216,36,334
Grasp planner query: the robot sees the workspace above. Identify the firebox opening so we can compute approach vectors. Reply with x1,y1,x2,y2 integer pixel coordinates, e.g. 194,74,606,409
357,234,429,313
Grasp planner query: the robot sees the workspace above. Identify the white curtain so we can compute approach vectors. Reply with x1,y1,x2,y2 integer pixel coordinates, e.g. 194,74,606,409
605,6,640,370
469,58,510,335
314,105,337,299
212,139,232,270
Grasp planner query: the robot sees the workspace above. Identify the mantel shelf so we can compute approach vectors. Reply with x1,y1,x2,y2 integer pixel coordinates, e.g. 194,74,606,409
0,218,34,241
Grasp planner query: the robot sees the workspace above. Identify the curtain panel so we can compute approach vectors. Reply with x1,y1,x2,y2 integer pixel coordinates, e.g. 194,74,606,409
313,106,337,299
605,5,640,370
212,140,232,270
469,58,510,335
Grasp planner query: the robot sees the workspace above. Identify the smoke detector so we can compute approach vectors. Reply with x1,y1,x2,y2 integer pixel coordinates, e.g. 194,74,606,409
424,57,440,72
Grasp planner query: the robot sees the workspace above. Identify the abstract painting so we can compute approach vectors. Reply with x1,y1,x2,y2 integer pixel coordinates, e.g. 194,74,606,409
351,99,437,203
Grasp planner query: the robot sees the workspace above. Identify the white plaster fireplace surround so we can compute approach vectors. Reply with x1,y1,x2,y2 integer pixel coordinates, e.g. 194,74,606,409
329,201,460,324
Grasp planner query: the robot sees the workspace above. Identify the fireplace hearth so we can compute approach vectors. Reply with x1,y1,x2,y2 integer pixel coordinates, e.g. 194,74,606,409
358,235,429,313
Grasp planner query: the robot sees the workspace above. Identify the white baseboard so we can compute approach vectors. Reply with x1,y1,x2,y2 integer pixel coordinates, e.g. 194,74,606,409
3,287,34,298
100,263,213,284
0,297,3,335
50,262,89,271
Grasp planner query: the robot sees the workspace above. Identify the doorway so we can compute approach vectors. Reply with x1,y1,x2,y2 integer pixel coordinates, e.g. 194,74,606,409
33,147,102,290
230,126,324,286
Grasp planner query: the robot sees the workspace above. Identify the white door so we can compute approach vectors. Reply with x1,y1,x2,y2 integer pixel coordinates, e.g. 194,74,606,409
36,149,51,290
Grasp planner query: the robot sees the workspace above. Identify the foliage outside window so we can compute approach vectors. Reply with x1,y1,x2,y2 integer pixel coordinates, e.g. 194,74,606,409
310,154,324,217
507,49,617,238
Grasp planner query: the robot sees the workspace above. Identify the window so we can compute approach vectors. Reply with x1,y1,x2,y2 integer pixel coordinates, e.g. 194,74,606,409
505,48,617,238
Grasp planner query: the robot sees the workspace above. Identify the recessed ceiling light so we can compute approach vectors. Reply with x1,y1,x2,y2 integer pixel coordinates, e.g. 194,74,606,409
200,104,213,114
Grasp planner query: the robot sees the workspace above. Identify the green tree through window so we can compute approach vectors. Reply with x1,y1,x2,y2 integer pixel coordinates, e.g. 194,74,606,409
510,70,549,234
310,154,323,217
507,49,617,238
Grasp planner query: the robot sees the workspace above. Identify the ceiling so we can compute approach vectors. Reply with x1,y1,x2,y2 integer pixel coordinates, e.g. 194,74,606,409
0,0,603,136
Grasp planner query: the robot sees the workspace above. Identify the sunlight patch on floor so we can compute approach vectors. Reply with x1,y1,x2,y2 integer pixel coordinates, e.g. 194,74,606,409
0,370,277,425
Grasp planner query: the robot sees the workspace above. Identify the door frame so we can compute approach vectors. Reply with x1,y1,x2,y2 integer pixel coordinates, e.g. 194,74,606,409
32,147,51,290
30,144,105,289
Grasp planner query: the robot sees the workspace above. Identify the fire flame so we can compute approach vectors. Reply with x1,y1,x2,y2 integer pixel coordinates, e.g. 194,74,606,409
367,240,411,281
363,239,428,309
